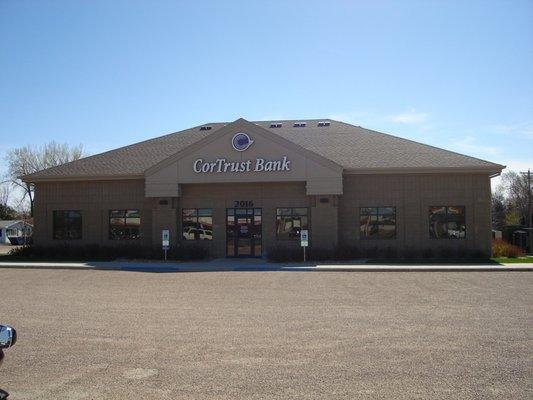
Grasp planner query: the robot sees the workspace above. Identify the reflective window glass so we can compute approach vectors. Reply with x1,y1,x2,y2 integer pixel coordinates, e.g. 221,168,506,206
359,207,396,239
109,209,141,240
53,210,82,240
275,208,309,240
429,206,466,239
182,208,213,240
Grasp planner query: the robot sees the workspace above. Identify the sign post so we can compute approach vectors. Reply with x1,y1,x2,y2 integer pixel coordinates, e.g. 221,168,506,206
162,229,170,261
300,229,309,262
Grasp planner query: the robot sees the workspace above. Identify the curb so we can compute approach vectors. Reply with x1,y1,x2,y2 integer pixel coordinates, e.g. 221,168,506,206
281,266,533,272
0,263,532,272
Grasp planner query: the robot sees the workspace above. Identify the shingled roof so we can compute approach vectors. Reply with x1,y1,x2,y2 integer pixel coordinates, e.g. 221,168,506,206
22,119,504,181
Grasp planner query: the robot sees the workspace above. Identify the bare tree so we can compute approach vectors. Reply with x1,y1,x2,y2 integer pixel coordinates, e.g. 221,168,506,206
491,190,506,230
0,183,17,220
0,184,9,207
5,142,86,216
499,171,532,226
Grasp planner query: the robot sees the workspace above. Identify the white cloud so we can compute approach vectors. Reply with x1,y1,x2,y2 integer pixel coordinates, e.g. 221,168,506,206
451,136,501,156
490,122,533,140
387,109,428,125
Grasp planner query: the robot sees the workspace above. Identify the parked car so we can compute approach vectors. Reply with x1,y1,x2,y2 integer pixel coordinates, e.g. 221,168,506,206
182,227,213,240
0,325,16,399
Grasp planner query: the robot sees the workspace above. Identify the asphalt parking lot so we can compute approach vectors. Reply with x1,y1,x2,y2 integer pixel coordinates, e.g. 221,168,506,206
0,269,531,400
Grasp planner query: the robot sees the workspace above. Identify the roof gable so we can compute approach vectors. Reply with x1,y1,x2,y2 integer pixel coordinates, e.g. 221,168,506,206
146,118,342,176
145,118,344,196
0,220,26,229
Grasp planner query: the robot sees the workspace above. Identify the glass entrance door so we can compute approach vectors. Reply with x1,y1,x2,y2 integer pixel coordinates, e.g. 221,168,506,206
226,208,262,257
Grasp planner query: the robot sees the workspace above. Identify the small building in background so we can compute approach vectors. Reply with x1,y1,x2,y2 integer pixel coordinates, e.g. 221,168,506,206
502,225,532,254
0,220,33,245
491,230,502,240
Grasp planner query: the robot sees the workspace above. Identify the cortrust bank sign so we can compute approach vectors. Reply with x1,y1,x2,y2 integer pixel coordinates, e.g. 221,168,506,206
193,132,291,174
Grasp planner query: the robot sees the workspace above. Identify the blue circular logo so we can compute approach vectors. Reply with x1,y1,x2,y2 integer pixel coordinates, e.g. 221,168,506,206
232,132,254,151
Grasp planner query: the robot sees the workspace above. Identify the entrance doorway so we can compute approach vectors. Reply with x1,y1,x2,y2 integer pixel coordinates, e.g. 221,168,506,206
226,208,262,257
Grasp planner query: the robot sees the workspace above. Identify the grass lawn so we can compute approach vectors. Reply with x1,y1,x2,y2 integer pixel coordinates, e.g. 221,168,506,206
365,257,533,264
491,256,533,264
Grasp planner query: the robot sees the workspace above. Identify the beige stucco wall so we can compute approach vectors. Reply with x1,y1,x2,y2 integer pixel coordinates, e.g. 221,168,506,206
338,173,492,255
33,180,154,247
33,172,492,257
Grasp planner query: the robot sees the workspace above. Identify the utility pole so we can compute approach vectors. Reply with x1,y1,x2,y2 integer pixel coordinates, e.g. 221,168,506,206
520,169,532,228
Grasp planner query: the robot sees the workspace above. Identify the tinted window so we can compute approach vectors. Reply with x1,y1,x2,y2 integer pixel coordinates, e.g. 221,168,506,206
182,208,213,240
429,206,466,239
276,208,308,240
360,207,396,239
53,210,82,240
109,209,141,240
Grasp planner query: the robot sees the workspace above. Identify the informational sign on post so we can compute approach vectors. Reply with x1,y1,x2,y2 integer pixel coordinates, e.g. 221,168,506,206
300,230,309,247
300,229,309,262
162,229,170,260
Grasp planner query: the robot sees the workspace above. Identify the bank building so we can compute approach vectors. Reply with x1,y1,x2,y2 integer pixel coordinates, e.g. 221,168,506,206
23,118,504,258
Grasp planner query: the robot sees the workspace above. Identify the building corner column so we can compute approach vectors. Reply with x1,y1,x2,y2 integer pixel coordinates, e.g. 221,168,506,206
310,195,338,250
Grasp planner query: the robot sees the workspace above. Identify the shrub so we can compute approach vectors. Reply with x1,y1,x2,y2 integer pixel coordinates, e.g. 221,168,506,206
492,239,524,258
334,245,361,260
469,248,489,260
421,247,435,259
438,246,454,259
400,246,418,259
267,245,364,262
7,243,210,261
173,244,210,261
363,246,379,258
308,247,335,261
456,246,468,259
382,246,398,259
266,245,303,262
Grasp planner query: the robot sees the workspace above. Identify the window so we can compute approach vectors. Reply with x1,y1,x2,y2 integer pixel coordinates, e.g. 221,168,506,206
109,210,141,240
276,208,308,239
182,208,213,240
53,210,82,240
360,207,396,239
7,228,19,236
429,206,466,239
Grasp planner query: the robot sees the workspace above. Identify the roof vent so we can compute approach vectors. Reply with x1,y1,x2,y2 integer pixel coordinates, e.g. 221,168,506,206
269,123,282,128
317,121,330,127
293,122,307,128
199,126,212,131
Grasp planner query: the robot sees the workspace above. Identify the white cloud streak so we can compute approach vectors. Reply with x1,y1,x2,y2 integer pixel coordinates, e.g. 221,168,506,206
489,122,533,140
387,109,428,125
451,136,501,156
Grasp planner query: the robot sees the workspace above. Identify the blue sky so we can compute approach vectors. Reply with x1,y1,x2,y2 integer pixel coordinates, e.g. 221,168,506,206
0,0,532,192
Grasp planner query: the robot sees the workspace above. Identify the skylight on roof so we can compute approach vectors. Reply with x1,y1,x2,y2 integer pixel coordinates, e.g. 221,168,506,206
199,126,212,131
293,122,307,128
269,123,282,128
317,121,330,127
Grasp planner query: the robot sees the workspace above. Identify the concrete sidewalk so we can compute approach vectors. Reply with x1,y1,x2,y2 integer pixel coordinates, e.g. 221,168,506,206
0,258,532,272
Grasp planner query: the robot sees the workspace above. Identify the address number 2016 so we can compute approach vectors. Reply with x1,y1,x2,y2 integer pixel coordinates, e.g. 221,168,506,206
234,200,254,207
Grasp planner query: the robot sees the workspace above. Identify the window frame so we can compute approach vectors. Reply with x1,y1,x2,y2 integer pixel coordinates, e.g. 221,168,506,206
359,206,397,240
108,209,141,240
181,208,213,241
53,210,83,240
428,205,466,239
275,207,309,240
